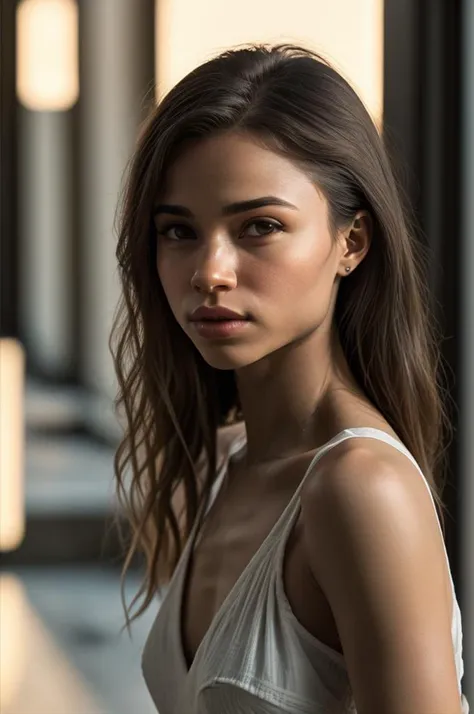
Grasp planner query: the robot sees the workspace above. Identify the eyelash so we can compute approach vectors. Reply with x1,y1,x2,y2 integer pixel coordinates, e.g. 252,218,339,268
156,219,284,242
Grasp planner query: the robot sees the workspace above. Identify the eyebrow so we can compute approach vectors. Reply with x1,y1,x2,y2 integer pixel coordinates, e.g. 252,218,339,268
153,196,299,218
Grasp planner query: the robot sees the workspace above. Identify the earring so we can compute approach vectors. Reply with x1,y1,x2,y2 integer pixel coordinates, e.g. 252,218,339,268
345,266,351,273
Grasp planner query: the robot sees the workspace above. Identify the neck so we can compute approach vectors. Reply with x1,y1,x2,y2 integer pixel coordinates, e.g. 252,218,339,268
235,327,361,466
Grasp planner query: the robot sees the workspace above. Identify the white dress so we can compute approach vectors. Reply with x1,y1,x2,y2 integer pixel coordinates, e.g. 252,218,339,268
142,427,469,713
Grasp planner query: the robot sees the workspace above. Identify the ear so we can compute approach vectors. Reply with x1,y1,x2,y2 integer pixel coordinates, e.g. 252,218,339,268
336,210,372,277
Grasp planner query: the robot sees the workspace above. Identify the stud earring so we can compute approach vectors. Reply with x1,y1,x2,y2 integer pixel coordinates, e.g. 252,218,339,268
345,266,351,273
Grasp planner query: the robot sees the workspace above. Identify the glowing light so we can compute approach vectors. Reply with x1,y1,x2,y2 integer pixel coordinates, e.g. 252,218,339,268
0,574,103,712
155,0,384,124
0,339,25,551
155,0,383,125
16,0,79,111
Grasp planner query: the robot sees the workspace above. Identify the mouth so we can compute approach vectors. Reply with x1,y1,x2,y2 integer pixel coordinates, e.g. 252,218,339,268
190,319,251,340
188,306,251,340
189,306,249,322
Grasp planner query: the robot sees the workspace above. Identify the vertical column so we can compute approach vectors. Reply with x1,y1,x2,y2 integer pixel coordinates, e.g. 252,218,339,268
0,0,19,338
461,0,474,699
79,0,154,439
18,109,74,376
16,0,79,378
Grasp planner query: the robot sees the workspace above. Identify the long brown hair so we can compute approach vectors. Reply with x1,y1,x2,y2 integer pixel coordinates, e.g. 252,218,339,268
110,43,451,630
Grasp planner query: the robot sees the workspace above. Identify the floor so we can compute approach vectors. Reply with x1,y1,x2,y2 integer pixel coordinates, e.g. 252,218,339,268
24,379,118,515
1,567,161,714
1,381,161,714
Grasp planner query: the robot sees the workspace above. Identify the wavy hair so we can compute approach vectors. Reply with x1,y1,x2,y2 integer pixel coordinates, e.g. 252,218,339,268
110,43,451,630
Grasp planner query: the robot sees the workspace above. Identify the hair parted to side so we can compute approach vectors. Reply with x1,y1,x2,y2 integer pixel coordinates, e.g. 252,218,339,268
110,43,452,632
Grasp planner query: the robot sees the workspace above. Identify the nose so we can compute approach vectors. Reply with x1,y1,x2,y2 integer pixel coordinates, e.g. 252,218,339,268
190,243,237,294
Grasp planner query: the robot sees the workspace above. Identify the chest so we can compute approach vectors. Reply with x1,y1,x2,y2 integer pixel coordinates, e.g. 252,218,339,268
180,477,342,669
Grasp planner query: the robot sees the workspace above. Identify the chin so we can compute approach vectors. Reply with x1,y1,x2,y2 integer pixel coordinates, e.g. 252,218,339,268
196,343,263,371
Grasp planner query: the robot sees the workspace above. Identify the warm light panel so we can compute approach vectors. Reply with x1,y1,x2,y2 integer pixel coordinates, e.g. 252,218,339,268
0,574,103,713
16,0,79,111
155,0,383,124
0,340,25,551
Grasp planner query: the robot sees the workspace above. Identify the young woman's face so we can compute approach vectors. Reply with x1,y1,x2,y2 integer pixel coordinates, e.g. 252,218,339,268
155,131,347,370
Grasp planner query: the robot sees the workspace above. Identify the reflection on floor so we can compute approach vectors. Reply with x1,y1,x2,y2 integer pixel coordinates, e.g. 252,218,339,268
1,567,160,714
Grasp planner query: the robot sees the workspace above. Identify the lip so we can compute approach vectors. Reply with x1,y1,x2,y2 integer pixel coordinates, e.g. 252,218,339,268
191,319,250,340
189,306,248,321
188,305,251,340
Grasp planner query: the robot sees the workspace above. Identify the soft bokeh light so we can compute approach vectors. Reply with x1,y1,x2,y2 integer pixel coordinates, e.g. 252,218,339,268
16,0,79,111
0,576,27,712
0,574,104,714
155,0,384,125
0,339,25,551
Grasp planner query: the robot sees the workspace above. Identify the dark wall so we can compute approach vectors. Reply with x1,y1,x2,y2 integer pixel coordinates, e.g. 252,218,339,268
0,0,19,338
383,0,464,592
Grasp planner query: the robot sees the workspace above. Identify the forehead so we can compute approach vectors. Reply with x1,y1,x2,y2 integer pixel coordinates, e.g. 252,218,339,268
161,131,323,209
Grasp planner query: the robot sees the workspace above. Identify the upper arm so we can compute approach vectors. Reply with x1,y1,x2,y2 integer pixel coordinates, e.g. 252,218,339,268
301,443,461,714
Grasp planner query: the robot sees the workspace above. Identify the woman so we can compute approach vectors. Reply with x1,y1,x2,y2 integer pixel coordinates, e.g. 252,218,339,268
111,44,468,713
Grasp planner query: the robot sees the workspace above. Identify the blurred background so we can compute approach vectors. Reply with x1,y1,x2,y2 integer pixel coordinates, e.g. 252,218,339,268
0,0,472,711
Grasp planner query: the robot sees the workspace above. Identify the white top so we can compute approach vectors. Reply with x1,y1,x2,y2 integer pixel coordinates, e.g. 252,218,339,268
142,427,469,713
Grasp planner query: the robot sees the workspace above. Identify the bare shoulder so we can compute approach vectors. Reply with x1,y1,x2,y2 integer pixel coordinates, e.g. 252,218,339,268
299,435,449,597
299,436,461,713
300,435,443,545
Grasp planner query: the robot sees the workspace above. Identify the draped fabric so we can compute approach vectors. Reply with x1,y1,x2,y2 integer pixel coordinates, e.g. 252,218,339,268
142,428,468,714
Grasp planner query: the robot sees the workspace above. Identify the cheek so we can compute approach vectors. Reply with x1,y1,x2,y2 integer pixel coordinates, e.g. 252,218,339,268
252,239,335,302
156,253,185,313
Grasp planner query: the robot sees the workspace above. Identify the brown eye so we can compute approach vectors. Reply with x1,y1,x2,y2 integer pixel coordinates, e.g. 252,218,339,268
243,220,282,238
158,223,196,241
